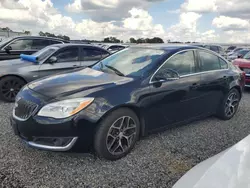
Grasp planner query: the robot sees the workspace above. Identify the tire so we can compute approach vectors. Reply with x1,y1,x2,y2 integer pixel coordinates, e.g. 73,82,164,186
94,108,140,160
0,76,26,102
216,88,240,120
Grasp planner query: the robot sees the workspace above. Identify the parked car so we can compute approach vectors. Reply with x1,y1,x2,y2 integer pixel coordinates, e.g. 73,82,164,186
228,49,250,62
0,43,110,102
233,52,250,87
0,36,69,61
173,134,250,188
227,47,244,56
204,45,227,58
10,45,244,160
192,44,226,58
104,44,128,53
225,45,237,53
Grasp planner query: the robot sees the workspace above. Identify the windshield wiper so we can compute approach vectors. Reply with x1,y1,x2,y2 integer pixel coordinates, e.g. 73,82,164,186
104,65,125,76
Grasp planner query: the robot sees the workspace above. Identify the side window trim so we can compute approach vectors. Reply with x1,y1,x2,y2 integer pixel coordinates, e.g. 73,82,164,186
150,49,197,83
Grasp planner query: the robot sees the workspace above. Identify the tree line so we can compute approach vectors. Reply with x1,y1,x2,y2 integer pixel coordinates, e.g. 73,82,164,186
129,37,164,44
39,31,70,41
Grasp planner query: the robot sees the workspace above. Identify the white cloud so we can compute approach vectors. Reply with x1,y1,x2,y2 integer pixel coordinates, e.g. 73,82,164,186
181,0,217,13
212,16,250,31
182,0,250,18
65,0,165,22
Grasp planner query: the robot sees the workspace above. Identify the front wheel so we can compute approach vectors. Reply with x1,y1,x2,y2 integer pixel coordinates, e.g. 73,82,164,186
94,108,140,160
217,88,240,120
0,76,25,102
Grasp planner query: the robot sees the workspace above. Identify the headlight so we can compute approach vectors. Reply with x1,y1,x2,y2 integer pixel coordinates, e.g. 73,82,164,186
37,98,94,119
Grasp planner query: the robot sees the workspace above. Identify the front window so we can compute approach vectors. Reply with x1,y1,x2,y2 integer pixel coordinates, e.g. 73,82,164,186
7,39,33,50
32,46,59,61
156,51,196,78
92,48,166,78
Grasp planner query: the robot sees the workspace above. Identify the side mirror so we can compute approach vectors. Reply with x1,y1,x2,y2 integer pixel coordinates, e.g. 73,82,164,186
4,46,12,52
153,69,180,83
48,56,57,64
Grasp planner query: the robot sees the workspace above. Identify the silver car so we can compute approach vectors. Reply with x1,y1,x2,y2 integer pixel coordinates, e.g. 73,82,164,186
0,43,110,102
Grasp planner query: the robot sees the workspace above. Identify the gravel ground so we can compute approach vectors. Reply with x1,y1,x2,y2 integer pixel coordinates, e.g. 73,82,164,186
1,92,250,188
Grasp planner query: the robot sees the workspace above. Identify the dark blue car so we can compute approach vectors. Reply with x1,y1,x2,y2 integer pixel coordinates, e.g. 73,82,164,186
11,45,244,160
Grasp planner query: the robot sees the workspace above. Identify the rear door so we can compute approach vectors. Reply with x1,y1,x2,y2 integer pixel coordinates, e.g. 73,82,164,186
80,47,110,67
38,46,81,78
197,50,229,113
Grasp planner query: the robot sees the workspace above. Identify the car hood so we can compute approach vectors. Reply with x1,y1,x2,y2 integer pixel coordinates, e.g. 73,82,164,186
173,134,250,188
28,67,133,99
233,58,250,68
0,58,34,67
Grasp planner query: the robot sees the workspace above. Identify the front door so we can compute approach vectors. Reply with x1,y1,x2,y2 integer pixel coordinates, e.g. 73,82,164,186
145,50,205,131
38,46,81,78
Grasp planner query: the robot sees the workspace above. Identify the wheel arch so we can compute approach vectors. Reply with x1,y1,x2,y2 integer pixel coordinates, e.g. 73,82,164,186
97,104,146,137
0,74,27,83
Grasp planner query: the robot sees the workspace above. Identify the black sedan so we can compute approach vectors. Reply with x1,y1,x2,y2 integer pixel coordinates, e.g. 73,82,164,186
0,43,110,102
11,45,245,160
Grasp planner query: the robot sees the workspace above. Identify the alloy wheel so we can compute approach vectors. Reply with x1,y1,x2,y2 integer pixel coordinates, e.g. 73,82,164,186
1,80,23,101
106,116,137,155
225,92,239,117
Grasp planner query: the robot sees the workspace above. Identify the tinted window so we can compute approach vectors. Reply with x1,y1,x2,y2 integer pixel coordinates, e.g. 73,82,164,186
92,48,165,78
55,47,78,63
199,51,220,71
7,39,33,50
83,49,103,61
157,51,196,77
219,58,228,69
32,39,50,50
50,40,63,45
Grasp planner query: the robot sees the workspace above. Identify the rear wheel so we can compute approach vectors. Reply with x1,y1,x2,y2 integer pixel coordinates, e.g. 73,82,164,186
94,108,140,160
0,76,25,102
217,88,240,120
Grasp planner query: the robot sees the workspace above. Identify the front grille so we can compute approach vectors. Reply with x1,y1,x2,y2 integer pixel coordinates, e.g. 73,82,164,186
14,98,38,120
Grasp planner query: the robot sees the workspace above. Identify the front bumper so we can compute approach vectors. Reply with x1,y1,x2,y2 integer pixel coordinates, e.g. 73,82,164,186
11,109,96,152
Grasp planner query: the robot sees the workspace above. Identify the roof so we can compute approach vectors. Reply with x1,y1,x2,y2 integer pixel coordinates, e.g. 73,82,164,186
49,43,110,52
130,44,201,51
11,35,69,42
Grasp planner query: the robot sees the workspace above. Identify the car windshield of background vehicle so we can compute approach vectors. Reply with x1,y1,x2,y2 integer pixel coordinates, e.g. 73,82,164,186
92,48,166,78
32,46,59,61
244,52,250,59
238,50,250,56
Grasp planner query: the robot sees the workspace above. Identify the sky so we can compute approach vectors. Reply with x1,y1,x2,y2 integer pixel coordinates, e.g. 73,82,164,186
0,0,250,43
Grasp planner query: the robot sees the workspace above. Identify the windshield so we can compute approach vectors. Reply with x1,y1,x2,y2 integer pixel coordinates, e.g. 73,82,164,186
32,46,59,61
244,52,250,59
238,50,249,56
0,38,12,47
92,48,166,78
